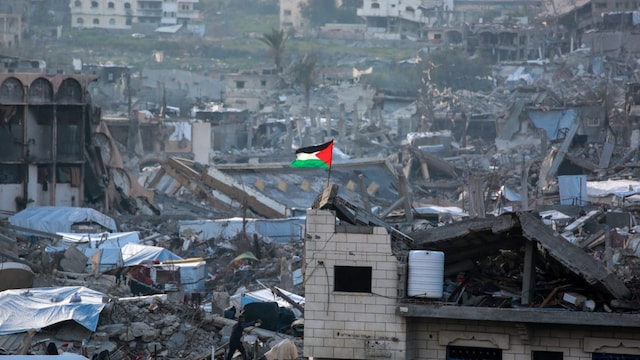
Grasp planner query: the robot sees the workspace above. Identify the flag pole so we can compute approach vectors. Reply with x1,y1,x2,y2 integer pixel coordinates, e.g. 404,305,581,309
326,139,334,187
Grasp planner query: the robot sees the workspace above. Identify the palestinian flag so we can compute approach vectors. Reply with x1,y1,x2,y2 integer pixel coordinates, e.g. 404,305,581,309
290,140,334,169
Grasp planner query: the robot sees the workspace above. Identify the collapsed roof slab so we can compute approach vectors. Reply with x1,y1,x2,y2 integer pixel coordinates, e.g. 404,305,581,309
409,212,631,300
518,211,631,300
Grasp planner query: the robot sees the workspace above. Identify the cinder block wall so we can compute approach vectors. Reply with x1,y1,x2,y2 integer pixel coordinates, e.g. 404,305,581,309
303,209,407,359
407,319,640,360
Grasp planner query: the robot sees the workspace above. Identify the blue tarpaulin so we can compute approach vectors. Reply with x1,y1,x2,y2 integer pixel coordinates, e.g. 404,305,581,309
8,206,116,235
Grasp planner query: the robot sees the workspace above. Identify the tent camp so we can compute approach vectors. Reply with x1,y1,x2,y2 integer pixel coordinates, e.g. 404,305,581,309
45,232,140,273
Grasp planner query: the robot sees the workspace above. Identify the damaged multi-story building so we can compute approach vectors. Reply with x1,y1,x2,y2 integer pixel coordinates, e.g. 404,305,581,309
0,72,99,214
354,0,581,62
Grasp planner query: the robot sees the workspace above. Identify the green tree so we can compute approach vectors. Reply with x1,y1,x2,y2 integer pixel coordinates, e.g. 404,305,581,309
291,54,318,117
258,28,288,73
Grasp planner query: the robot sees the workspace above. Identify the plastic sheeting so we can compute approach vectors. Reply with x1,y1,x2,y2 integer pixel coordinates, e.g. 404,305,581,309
559,175,588,205
528,109,578,140
0,286,106,335
9,207,116,235
263,339,299,360
230,287,305,318
587,179,640,198
45,232,140,273
121,243,182,266
179,217,306,243
163,259,207,292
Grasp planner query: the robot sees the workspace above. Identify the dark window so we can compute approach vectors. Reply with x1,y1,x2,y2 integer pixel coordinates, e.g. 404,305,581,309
284,9,292,15
0,165,22,184
235,80,245,89
109,18,115,25
108,2,114,8
593,354,640,359
91,1,98,8
93,18,99,24
534,351,563,360
124,2,131,9
74,0,81,7
372,3,380,9
334,266,372,293
77,17,84,24
261,80,267,87
447,346,502,360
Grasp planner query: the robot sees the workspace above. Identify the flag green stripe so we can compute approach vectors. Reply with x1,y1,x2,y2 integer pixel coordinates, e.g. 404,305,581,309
290,159,330,168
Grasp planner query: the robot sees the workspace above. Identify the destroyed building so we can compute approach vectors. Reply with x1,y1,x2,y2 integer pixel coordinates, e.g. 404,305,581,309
302,185,640,360
0,73,99,213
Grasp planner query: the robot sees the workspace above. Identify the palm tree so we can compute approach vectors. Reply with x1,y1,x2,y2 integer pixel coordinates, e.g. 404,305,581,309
291,54,318,118
258,28,288,73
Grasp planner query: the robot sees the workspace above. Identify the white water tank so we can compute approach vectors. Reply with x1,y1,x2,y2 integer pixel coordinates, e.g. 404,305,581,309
407,250,445,298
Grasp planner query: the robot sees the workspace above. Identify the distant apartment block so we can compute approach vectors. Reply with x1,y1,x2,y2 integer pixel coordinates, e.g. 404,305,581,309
70,0,200,30
0,14,22,48
279,0,307,35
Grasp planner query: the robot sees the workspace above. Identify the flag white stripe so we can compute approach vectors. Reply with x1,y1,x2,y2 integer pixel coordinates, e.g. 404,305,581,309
295,152,320,161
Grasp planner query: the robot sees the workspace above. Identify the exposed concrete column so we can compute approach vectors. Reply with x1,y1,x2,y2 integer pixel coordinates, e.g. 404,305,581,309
420,157,430,181
338,103,346,144
50,105,57,205
398,172,414,222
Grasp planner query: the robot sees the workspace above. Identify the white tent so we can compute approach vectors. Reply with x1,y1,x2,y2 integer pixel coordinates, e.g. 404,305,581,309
0,286,106,335
46,232,140,273
121,243,182,266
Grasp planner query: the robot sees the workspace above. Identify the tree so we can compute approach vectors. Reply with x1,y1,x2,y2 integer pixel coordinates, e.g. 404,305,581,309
258,28,288,73
291,54,318,118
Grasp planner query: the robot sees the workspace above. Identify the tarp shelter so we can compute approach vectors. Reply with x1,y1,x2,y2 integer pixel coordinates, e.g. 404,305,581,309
559,175,588,206
162,259,207,292
121,243,182,266
8,207,116,235
179,217,306,243
45,232,140,273
230,287,305,318
0,286,106,335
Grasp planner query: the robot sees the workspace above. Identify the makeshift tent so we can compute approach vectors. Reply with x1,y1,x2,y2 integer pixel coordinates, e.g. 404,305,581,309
121,243,182,266
162,259,207,291
0,286,106,335
9,207,116,235
45,232,140,273
178,217,306,243
230,287,305,318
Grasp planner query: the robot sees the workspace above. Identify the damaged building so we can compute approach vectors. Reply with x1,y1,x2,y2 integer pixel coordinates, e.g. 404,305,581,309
302,185,640,359
0,73,99,213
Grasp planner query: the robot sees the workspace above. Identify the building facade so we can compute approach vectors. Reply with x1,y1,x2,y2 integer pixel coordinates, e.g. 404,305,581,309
70,0,200,30
304,209,640,360
279,0,307,35
0,73,98,215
